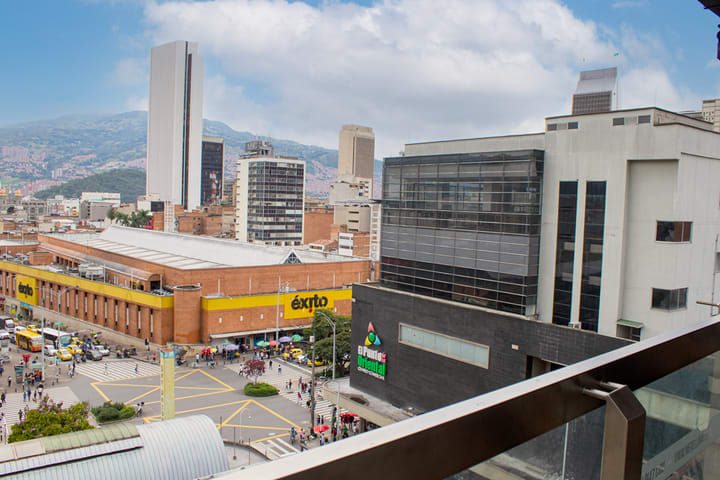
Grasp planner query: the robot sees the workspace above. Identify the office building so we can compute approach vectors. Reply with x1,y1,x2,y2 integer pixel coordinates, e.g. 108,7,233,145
338,124,375,181
235,141,305,246
200,136,224,205
348,106,720,422
571,67,618,115
146,41,204,211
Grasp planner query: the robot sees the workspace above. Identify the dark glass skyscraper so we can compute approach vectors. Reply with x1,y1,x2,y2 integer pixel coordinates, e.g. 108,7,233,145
380,150,544,315
201,136,224,205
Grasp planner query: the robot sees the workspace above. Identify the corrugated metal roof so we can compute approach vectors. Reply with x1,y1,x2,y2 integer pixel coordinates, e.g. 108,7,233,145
0,415,228,480
46,225,365,269
42,422,138,453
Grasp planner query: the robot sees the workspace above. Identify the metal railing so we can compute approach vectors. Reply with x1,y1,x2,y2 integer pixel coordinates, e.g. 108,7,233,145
209,318,720,480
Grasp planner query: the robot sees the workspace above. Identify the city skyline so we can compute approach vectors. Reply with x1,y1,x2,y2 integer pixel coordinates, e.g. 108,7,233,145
1,1,718,160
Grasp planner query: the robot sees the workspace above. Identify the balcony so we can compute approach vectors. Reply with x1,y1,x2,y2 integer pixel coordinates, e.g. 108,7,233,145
212,317,720,479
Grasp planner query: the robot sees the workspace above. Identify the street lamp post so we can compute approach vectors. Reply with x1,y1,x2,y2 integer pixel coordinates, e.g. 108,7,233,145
310,310,336,432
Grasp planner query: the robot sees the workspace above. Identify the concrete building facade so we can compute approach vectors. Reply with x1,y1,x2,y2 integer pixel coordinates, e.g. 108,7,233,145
146,41,204,211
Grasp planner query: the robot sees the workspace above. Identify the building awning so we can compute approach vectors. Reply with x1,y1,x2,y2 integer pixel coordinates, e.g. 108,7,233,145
209,324,311,339
617,319,644,329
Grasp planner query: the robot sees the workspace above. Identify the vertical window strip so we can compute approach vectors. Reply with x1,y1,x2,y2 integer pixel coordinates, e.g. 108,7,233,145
578,181,607,332
552,181,578,325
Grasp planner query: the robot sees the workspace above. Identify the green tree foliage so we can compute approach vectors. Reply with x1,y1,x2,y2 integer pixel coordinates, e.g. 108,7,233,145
243,382,278,397
9,397,93,443
130,209,150,228
34,169,146,203
91,401,136,423
303,310,352,377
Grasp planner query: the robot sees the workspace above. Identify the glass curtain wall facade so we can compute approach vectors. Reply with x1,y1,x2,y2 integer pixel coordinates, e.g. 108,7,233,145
247,160,304,245
380,150,544,315
200,140,224,205
578,181,607,331
552,182,578,325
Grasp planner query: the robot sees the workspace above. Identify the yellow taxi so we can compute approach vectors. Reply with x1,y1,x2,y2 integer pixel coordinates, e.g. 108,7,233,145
26,324,39,332
282,348,304,360
307,358,326,367
56,349,72,361
66,344,82,355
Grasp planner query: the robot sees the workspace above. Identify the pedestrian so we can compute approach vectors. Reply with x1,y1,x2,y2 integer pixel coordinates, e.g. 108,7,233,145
104,363,108,375
297,392,302,405
278,366,282,375
23,391,26,402
18,409,22,422
288,379,292,390
7,376,10,388
269,360,273,369
32,390,36,402
135,363,138,375
320,433,326,446
352,422,358,435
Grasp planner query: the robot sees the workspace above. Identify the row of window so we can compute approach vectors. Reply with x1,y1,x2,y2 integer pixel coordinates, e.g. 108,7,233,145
399,323,489,369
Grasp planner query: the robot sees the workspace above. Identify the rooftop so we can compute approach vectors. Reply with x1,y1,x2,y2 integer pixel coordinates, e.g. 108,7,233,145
46,226,364,270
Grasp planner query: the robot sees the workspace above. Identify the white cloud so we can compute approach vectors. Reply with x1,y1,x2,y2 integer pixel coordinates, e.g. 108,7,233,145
107,57,148,87
620,67,699,111
137,0,694,157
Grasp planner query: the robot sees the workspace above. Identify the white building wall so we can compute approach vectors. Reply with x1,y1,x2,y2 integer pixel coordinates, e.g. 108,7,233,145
146,41,203,211
234,160,249,242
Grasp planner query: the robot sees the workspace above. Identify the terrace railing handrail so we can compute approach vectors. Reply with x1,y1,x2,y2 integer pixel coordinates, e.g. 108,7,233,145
210,317,720,480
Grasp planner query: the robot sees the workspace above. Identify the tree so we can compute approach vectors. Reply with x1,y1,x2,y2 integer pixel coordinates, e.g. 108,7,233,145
243,359,266,384
304,310,352,377
130,209,150,228
114,212,130,226
106,208,117,222
9,397,93,443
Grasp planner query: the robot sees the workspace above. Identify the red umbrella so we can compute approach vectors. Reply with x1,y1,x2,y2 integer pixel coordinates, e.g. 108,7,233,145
313,424,330,433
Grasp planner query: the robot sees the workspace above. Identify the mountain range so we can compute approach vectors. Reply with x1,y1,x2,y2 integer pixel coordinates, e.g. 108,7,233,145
0,111,382,199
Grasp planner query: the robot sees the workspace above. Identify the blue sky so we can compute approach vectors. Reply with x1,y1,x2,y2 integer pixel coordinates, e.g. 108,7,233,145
1,0,718,157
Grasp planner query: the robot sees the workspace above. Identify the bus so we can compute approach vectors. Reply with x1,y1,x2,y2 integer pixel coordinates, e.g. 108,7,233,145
16,330,42,352
41,327,72,349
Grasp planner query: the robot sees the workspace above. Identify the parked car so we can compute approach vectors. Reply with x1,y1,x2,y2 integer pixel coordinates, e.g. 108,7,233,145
43,344,57,357
307,358,326,367
56,349,72,361
295,354,308,364
26,324,39,332
86,349,103,361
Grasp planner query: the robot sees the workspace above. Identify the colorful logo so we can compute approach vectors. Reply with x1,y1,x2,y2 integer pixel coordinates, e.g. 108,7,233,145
364,322,381,346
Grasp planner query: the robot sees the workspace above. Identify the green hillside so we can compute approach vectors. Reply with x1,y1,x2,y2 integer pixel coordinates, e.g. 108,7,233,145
34,169,146,203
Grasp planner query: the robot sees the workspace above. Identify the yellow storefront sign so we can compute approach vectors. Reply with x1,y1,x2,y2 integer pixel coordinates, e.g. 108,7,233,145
202,288,352,320
16,276,38,305
284,289,351,320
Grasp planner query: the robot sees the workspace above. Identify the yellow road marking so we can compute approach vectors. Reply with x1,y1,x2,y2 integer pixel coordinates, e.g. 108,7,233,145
251,399,300,429
219,401,250,429
252,432,291,443
90,382,109,402
173,399,248,415
95,382,226,391
96,371,160,383
196,368,234,390
126,386,160,404
173,370,196,382
224,425,291,431
141,388,233,406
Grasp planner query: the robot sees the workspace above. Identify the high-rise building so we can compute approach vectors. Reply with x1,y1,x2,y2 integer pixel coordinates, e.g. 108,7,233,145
338,125,375,181
571,67,618,115
235,141,305,246
201,136,224,205
146,41,204,211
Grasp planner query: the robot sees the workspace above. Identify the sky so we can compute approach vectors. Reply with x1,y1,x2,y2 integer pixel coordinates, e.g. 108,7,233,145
1,0,718,158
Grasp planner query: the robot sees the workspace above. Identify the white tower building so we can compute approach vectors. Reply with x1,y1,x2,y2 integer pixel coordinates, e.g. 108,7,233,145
146,41,204,211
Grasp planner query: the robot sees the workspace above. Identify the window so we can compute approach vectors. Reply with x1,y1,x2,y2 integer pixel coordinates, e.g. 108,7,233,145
547,123,558,131
138,307,142,331
612,117,625,126
638,114,651,124
399,323,489,368
656,221,691,242
651,288,688,310
567,121,579,130
150,310,154,337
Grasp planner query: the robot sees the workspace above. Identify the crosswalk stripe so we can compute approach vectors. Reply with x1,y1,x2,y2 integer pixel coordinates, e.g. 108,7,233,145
0,387,80,441
74,361,161,382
